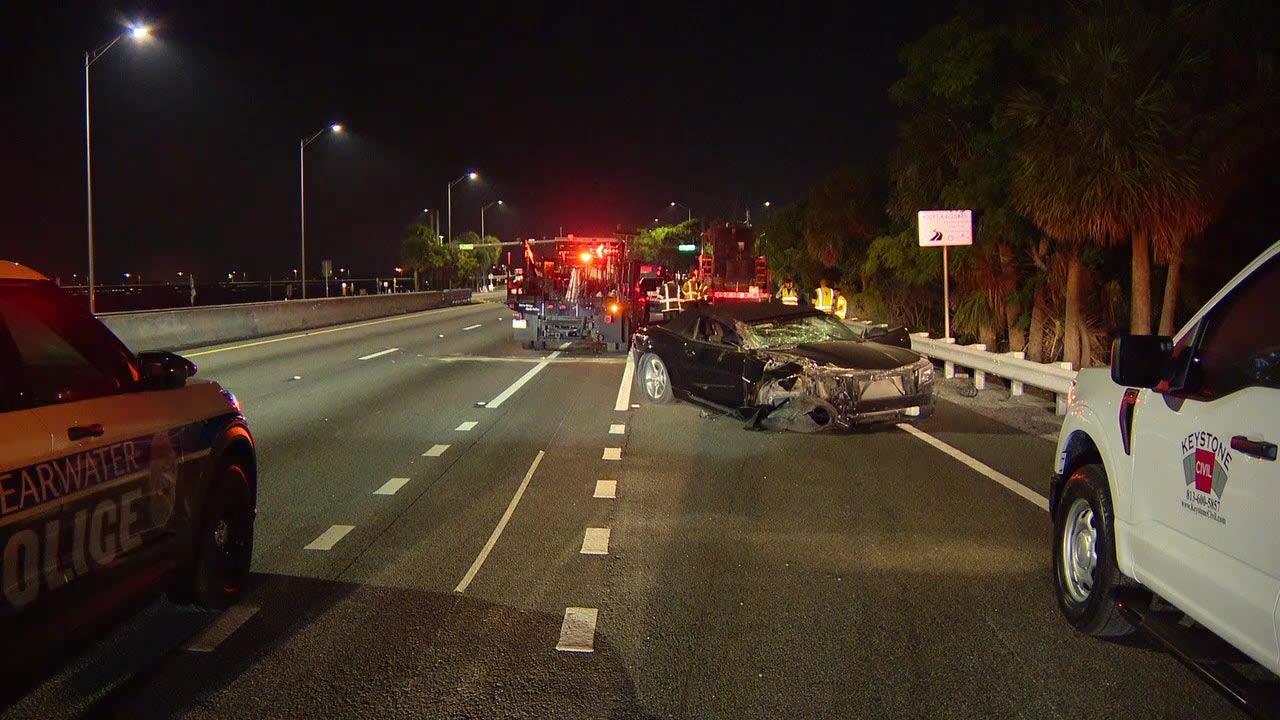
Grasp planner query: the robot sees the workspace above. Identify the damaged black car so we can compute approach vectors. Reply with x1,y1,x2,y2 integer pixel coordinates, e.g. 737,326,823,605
630,303,935,432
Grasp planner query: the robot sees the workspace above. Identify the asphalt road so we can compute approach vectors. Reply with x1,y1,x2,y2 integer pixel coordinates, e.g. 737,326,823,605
3,298,1251,719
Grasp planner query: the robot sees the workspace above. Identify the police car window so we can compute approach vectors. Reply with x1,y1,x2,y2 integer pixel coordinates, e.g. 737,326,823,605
0,285,138,406
1192,255,1280,398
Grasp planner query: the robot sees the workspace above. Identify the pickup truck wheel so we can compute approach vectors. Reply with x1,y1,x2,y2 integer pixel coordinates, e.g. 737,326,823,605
638,352,674,403
1053,463,1134,637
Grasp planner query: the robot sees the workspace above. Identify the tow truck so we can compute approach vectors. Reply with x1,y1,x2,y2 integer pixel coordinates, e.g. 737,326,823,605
507,235,636,351
696,222,770,303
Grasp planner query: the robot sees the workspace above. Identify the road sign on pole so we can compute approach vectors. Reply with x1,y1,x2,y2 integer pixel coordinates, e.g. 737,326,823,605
918,210,973,339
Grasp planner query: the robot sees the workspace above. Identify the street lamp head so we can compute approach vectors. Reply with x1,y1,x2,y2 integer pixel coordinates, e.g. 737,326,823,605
764,201,771,207
497,199,504,205
129,25,151,41
330,123,343,133
670,201,677,207
468,172,478,180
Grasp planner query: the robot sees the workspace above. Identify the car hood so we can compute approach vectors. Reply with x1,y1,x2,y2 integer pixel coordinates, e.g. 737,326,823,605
759,341,920,370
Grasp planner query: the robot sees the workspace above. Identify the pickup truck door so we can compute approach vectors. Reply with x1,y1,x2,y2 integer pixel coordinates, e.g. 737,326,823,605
1128,253,1280,670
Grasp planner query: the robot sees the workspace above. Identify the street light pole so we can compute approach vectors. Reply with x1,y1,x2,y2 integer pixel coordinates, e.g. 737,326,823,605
447,171,478,243
670,201,692,223
481,199,503,240
299,123,342,300
84,24,150,314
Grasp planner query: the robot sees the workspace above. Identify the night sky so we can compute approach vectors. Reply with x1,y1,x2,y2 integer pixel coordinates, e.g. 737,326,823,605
2,2,952,283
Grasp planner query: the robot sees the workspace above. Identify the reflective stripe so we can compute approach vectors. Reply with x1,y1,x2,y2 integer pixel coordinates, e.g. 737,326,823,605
778,287,798,305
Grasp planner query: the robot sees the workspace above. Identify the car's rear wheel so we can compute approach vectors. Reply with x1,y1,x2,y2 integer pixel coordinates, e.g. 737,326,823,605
1053,463,1134,637
638,352,673,403
170,462,254,610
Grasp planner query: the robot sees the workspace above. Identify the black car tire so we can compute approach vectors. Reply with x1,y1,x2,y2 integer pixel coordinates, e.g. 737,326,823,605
1052,463,1134,637
638,352,674,403
170,462,254,610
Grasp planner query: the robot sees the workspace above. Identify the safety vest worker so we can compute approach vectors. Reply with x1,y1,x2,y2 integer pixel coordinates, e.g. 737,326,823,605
660,281,684,314
776,279,799,306
682,274,702,302
833,291,848,320
814,280,834,313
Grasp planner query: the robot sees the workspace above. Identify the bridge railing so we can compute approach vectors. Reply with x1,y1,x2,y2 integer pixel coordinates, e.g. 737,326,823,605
845,319,1077,414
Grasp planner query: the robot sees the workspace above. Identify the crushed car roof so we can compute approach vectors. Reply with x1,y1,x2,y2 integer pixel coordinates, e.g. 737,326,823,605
703,302,824,323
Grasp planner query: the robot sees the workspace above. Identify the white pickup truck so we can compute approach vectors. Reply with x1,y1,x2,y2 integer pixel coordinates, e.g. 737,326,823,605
1051,240,1280,709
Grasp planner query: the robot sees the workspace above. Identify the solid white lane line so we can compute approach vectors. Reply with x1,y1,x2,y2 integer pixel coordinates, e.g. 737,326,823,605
463,324,483,331
556,607,599,653
455,451,545,593
374,478,411,495
594,479,617,499
423,444,451,457
896,423,1049,512
614,352,635,411
580,527,611,555
357,347,400,361
304,525,355,551
455,421,478,432
485,351,561,408
184,605,260,653
609,424,625,435
602,447,622,461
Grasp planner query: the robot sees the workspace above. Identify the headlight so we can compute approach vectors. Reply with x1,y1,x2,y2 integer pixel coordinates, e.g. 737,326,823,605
917,361,934,385
221,389,242,412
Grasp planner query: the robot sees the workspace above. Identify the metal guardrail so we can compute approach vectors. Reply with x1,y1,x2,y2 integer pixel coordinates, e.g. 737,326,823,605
846,319,1078,415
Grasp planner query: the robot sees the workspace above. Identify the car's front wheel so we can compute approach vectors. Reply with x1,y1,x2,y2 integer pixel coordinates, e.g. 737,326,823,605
171,462,255,610
638,352,674,403
1053,463,1134,637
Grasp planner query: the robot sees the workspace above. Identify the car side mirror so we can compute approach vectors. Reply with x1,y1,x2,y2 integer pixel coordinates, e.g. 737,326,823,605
1110,335,1173,388
138,350,198,389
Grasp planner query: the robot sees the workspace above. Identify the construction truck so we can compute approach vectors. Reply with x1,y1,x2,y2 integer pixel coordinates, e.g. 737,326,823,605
695,222,771,303
507,235,636,351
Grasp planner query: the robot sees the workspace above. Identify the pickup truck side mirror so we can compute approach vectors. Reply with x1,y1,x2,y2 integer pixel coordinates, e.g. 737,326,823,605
138,350,198,390
1110,335,1173,388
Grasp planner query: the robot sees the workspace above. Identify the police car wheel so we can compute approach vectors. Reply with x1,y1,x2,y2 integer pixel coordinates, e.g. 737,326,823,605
639,353,673,403
1052,464,1134,637
177,463,254,610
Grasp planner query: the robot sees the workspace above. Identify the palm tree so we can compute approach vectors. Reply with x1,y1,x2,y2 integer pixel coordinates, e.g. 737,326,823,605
998,1,1200,364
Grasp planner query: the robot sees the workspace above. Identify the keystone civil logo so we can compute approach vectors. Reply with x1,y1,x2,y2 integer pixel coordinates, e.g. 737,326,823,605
1181,431,1232,497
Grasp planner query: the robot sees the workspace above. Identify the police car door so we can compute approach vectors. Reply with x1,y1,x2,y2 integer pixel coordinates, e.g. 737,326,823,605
0,284,185,626
1128,253,1280,669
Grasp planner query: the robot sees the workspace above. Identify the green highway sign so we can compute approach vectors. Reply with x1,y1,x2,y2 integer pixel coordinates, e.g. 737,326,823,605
677,244,697,252
458,243,476,250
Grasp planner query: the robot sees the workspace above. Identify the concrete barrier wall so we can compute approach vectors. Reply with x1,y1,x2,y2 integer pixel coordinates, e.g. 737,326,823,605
100,289,472,352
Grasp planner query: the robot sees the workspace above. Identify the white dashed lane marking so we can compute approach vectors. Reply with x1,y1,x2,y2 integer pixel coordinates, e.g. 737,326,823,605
184,605,260,653
602,447,621,461
609,424,625,435
593,479,617,499
304,525,355,551
556,607,599,653
580,527,611,555
463,324,482,331
374,478,410,495
455,421,478,431
357,348,399,361
423,444,451,457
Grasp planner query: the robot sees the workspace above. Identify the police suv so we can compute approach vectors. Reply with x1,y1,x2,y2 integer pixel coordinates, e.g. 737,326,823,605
1052,241,1280,710
0,262,256,687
